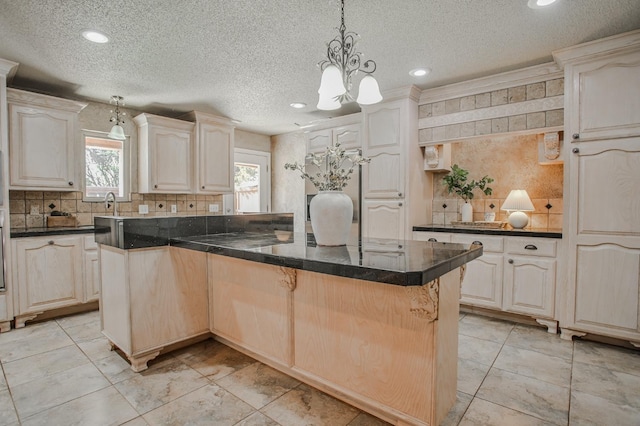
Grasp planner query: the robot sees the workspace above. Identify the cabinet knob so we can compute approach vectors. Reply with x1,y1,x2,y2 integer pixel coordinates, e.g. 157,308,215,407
524,244,538,250
398,244,403,249
154,184,158,189
508,258,514,264
48,240,54,245
68,181,73,186
572,148,579,154
572,133,580,140
472,241,483,246
398,202,403,207
427,238,437,242
201,186,205,189
398,192,403,197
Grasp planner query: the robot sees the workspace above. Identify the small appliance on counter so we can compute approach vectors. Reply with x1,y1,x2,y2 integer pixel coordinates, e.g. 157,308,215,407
46,211,77,227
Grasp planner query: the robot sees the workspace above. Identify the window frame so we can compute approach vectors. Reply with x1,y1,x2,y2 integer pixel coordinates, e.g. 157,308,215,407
234,148,271,213
82,129,131,202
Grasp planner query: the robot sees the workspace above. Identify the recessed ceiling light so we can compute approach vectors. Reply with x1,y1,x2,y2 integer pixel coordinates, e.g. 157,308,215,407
409,68,431,77
528,0,558,9
82,30,109,43
290,102,307,109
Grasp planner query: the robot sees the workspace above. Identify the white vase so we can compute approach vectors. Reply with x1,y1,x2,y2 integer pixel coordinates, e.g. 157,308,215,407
461,201,473,222
310,190,353,246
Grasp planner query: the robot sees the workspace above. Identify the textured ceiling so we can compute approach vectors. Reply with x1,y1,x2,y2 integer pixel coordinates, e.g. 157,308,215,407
1,0,639,135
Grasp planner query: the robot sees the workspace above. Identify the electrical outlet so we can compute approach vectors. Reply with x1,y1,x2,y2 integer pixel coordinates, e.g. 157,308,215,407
209,204,219,213
171,204,177,213
30,205,40,215
139,204,149,214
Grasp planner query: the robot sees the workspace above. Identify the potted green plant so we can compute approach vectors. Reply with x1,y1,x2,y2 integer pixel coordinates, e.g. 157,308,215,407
443,164,494,222
285,143,370,246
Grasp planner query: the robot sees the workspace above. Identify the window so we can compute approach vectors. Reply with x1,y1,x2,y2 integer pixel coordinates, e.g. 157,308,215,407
83,130,130,201
233,149,270,213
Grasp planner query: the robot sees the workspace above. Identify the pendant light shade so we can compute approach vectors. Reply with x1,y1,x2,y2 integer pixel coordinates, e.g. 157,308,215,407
316,93,342,111
356,75,383,105
108,124,126,140
317,65,347,98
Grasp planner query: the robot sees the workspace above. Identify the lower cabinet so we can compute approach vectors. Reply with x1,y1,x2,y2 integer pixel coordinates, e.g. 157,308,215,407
12,235,84,327
413,231,559,332
100,245,209,371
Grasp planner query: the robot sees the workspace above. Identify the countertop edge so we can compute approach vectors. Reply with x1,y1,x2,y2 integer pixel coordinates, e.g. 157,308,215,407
413,225,562,239
10,226,96,238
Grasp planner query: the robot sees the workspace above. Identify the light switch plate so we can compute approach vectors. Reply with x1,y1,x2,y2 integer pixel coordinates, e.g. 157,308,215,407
209,204,219,213
171,204,177,213
139,204,149,214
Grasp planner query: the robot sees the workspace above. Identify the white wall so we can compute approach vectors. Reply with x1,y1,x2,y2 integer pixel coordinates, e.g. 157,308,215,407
270,132,306,233
235,129,270,152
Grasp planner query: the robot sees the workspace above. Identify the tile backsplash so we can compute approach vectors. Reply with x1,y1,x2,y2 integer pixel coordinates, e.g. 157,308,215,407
9,191,224,229
432,133,563,229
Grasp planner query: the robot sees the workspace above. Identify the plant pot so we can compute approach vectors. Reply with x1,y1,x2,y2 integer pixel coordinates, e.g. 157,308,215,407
461,202,473,222
309,190,353,246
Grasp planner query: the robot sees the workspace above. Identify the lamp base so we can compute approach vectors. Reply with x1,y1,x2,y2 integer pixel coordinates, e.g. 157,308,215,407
508,211,530,229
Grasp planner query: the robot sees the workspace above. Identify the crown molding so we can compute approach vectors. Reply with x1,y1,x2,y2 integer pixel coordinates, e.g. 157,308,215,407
0,58,18,80
7,88,87,113
553,29,640,67
419,62,562,104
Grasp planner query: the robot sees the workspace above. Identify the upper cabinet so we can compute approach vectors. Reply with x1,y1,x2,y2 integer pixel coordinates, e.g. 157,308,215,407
554,30,640,142
7,89,87,191
306,114,361,154
183,111,235,194
135,113,195,193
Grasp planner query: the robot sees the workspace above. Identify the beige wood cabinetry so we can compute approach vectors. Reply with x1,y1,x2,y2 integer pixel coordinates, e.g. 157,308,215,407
307,119,362,153
83,235,99,303
134,113,195,194
183,111,235,194
361,89,431,240
553,31,640,345
100,245,209,371
7,89,87,191
12,235,84,328
414,231,559,332
207,252,460,426
208,254,293,366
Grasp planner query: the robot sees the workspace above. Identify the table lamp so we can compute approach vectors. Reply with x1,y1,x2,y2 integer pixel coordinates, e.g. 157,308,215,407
501,190,535,229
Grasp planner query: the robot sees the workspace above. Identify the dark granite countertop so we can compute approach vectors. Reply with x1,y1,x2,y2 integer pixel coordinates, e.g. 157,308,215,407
11,226,96,238
413,224,562,239
171,232,482,287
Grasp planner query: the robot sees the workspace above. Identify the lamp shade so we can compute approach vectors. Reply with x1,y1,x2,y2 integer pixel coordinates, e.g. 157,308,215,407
356,75,383,105
501,190,534,212
108,124,126,140
318,65,346,98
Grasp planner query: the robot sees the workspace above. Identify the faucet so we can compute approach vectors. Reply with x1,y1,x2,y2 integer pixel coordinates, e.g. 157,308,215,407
104,192,118,216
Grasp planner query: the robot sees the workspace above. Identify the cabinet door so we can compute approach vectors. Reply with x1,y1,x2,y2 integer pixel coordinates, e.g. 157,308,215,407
503,256,555,318
568,50,640,141
84,250,100,303
13,236,83,314
459,254,503,310
148,125,192,192
362,200,405,240
307,128,332,154
333,123,361,150
9,104,76,189
363,105,404,199
198,122,233,193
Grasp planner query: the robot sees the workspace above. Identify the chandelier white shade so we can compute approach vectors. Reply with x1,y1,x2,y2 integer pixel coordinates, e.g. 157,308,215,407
108,95,126,140
501,189,535,229
316,0,382,110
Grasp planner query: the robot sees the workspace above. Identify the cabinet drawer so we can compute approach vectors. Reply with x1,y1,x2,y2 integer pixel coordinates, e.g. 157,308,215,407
451,234,503,253
84,235,98,250
505,238,556,257
412,231,451,243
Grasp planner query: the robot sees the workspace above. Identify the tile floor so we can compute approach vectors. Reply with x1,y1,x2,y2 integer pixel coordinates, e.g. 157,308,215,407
1,310,639,425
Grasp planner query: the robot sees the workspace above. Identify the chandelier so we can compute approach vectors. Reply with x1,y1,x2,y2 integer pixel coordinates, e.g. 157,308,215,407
108,95,126,140
317,0,383,110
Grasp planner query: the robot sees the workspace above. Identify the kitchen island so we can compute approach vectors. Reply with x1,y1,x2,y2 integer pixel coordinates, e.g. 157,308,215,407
95,214,482,426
